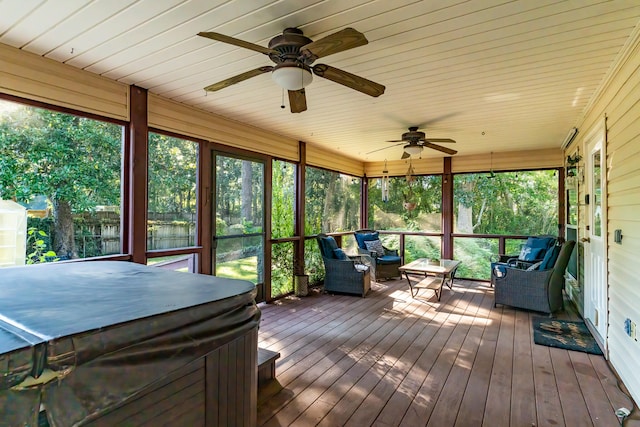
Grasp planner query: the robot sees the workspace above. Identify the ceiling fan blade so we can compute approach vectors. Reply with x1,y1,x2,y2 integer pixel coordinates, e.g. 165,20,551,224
300,27,368,60
366,142,404,154
198,32,277,55
401,151,411,159
422,142,458,155
288,89,307,113
204,66,273,92
312,64,385,97
424,138,456,144
385,139,404,143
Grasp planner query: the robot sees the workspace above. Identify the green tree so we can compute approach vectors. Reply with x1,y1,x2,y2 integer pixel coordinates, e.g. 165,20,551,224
368,175,442,231
454,170,558,235
148,133,197,215
0,104,122,258
305,167,360,234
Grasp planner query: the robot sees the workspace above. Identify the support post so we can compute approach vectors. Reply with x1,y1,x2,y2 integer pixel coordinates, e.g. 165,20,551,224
442,157,454,259
128,85,148,264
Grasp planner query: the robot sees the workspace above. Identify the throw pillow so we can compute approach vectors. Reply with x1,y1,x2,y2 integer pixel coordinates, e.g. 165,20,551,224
364,239,385,257
333,248,348,260
519,246,545,262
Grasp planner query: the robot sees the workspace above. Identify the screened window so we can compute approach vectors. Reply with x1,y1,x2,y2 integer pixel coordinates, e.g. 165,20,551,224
305,167,361,234
272,160,295,239
0,99,124,264
453,170,558,235
271,160,296,296
147,132,198,250
368,175,442,231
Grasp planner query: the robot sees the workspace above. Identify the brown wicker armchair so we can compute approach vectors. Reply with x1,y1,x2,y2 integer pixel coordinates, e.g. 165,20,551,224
316,234,371,297
493,240,575,314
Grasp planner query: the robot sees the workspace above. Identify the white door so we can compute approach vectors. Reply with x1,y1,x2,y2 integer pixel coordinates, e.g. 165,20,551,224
583,124,607,351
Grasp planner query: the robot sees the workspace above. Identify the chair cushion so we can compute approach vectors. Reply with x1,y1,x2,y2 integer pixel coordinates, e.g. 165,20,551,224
376,255,401,265
333,248,348,260
539,244,561,269
364,239,385,256
318,235,339,257
355,231,379,249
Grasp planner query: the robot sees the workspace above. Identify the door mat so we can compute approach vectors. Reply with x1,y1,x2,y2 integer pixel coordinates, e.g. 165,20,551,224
532,317,603,355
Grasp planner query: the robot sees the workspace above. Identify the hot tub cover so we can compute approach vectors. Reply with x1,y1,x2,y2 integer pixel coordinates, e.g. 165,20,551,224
0,261,260,426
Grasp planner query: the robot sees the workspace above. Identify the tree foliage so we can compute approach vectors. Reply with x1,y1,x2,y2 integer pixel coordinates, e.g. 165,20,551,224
454,170,558,235
148,132,197,215
368,175,442,231
305,167,360,234
0,103,122,257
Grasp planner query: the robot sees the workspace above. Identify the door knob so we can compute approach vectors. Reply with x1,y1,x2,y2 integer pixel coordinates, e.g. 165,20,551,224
581,237,590,243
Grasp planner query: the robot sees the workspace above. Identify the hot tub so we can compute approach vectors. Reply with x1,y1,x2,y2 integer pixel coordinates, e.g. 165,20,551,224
0,261,260,426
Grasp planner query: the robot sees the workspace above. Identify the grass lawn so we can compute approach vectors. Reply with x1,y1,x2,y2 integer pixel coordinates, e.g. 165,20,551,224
216,256,258,282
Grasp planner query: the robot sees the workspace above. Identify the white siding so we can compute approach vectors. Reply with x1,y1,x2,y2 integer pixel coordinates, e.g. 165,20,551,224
571,25,640,404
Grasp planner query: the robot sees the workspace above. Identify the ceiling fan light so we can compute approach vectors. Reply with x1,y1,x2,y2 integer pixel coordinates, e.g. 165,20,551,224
403,144,423,156
272,64,313,91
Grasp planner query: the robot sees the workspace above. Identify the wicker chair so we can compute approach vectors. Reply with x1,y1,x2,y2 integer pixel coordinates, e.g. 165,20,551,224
354,229,402,280
493,240,575,314
316,233,371,297
490,235,557,286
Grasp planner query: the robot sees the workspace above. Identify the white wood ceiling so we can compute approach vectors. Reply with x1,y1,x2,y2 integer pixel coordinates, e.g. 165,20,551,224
2,0,640,162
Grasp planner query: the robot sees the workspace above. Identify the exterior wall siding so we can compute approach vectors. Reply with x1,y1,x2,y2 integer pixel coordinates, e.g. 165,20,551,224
569,25,640,404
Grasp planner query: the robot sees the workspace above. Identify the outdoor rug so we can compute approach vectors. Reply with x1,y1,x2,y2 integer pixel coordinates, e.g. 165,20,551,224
532,317,603,355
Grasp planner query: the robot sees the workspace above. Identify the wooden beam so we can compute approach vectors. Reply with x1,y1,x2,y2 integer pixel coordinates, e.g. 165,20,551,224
442,157,454,259
558,167,565,238
264,159,273,303
129,85,148,264
361,177,368,229
294,142,307,278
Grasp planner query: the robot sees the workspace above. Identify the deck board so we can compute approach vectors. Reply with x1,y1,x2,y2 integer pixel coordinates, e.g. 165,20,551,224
257,278,637,426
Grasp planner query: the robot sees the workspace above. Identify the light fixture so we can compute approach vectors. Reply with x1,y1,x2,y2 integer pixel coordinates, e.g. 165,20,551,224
403,144,423,156
381,160,390,203
271,63,313,91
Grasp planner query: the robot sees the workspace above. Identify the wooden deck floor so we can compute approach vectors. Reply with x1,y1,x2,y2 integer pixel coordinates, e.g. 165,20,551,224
256,278,637,427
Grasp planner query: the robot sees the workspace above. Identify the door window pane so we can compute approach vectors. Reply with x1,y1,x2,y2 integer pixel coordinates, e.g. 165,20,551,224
215,235,263,283
592,150,602,237
214,155,264,284
216,157,264,236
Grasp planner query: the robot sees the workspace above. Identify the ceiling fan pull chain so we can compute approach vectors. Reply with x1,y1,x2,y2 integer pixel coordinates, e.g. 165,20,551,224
281,88,285,109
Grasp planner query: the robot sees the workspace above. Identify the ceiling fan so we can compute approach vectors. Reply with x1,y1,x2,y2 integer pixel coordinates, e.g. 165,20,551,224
368,126,457,158
198,27,385,113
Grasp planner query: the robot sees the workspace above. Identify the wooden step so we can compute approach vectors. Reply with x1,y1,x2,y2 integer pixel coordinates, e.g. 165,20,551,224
258,347,280,387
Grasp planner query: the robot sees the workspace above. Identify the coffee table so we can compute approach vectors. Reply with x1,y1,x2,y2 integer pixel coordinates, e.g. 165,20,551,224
399,258,461,300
